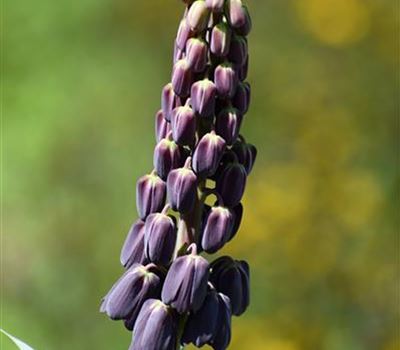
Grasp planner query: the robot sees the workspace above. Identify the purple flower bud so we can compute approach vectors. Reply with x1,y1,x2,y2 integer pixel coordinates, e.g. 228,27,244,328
171,105,196,146
216,162,247,207
210,22,231,57
129,299,178,350
215,107,243,145
173,42,185,64
201,205,234,253
172,59,193,97
210,149,237,181
232,140,257,175
232,81,250,114
214,63,238,98
210,256,250,316
181,289,219,347
136,173,166,220
154,138,186,180
155,109,171,142
120,220,147,268
209,293,232,350
225,0,252,36
176,18,193,50
187,0,211,33
192,131,226,178
167,164,198,214
237,54,249,81
191,79,217,118
162,83,182,122
229,202,243,241
100,264,162,321
162,245,210,313
205,0,225,12
186,38,208,73
144,212,177,265
228,35,248,66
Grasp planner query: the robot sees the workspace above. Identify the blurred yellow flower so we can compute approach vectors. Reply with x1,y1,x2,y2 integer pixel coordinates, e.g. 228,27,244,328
294,0,371,47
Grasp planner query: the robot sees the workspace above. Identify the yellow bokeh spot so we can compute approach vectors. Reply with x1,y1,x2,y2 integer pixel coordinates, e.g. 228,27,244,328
295,0,370,47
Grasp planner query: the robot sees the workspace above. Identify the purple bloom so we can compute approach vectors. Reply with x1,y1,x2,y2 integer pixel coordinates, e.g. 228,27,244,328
171,105,197,146
172,58,193,97
120,220,147,268
161,245,209,313
136,173,166,220
161,83,182,122
155,109,171,142
215,107,243,145
214,63,238,98
228,35,248,66
210,22,231,57
216,162,247,207
186,38,208,73
129,299,178,350
153,138,186,180
205,0,225,12
144,212,177,265
232,81,250,114
191,79,217,118
187,0,211,33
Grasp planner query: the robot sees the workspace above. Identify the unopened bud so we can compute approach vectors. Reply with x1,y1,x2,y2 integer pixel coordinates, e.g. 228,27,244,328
162,244,209,313
161,83,182,122
136,173,166,220
205,0,225,12
167,163,198,214
120,220,147,268
144,212,177,265
187,0,211,33
210,22,231,57
172,59,193,97
216,162,247,207
232,81,250,114
209,292,232,350
228,35,248,66
191,79,217,118
129,299,178,350
232,140,257,175
176,18,193,50
171,105,197,146
201,205,234,253
214,63,238,98
210,256,250,316
153,138,186,180
192,131,226,178
237,54,249,81
186,38,208,73
229,202,243,241
225,0,252,36
215,107,243,145
155,109,171,142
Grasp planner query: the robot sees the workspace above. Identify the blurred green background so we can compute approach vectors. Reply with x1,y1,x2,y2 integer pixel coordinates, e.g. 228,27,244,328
2,0,398,349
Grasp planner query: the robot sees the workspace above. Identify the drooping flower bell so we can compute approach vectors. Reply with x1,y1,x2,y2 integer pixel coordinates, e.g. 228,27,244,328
171,104,197,146
201,204,234,253
162,244,210,313
215,107,243,145
186,38,208,73
210,22,231,57
120,219,147,268
172,58,193,97
182,287,232,349
214,62,238,98
210,256,250,316
192,131,226,177
100,264,163,322
187,0,211,33
191,79,217,118
129,298,178,350
136,172,166,220
153,137,186,180
176,17,193,50
167,158,198,214
144,208,177,266
225,0,252,36
216,161,247,207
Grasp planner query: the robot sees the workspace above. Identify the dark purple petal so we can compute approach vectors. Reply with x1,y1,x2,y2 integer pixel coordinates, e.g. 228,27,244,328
210,22,231,57
186,38,208,73
136,173,166,220
214,63,238,98
228,35,248,67
209,293,232,350
120,220,147,268
176,18,193,50
153,138,186,180
191,79,217,118
225,0,252,36
215,107,243,145
192,131,226,178
167,166,198,214
229,202,243,241
216,162,247,207
187,0,211,33
130,299,178,350
155,109,171,142
162,83,182,122
232,81,250,114
171,105,197,146
144,213,177,265
172,59,193,97
162,250,210,313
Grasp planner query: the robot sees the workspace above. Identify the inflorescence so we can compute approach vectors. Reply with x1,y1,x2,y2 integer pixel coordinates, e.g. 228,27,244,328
101,1,256,349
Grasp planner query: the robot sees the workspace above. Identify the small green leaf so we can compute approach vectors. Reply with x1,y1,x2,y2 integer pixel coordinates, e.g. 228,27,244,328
0,329,35,350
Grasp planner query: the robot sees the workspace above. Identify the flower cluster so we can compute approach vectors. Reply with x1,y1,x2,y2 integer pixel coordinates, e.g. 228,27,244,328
101,1,256,349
